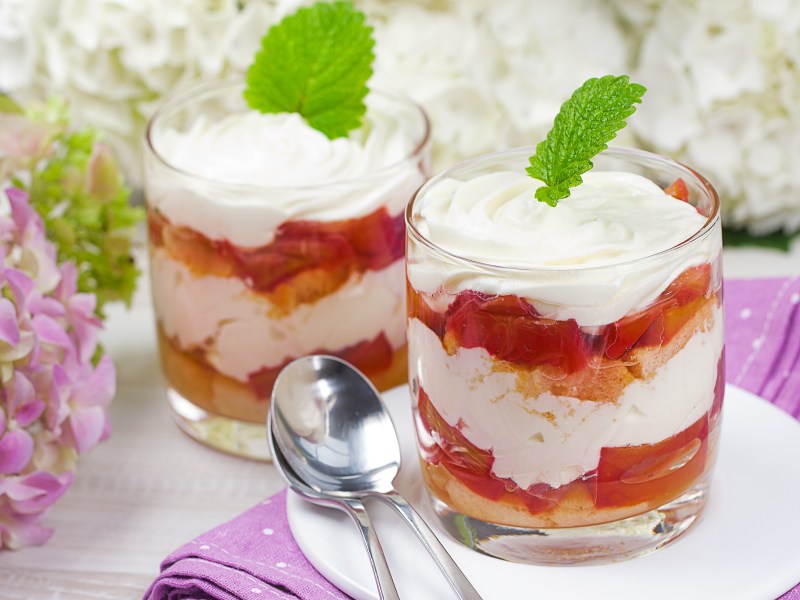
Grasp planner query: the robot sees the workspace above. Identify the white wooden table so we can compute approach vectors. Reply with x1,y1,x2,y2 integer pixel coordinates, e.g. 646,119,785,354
0,242,798,599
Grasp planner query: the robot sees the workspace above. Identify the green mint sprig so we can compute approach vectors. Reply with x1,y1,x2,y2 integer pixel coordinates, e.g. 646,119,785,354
527,75,647,206
243,1,375,140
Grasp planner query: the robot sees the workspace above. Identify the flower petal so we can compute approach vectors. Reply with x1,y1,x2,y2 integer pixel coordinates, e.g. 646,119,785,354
6,186,37,235
2,470,73,513
44,364,72,433
87,143,123,202
0,428,35,474
65,406,108,454
68,294,103,364
0,116,54,163
14,400,45,429
54,262,78,300
32,314,74,351
0,513,55,550
0,329,35,363
28,295,67,319
0,297,20,347
71,354,116,408
3,268,35,313
12,369,45,429
70,293,100,323
19,238,61,294
8,370,37,415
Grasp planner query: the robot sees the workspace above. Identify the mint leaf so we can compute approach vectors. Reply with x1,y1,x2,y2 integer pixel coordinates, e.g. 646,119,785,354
243,1,375,139
527,75,647,206
454,515,478,547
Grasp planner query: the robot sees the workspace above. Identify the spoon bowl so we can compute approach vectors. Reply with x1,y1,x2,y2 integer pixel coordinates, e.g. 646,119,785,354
267,413,350,507
271,355,401,493
268,408,401,600
271,355,483,600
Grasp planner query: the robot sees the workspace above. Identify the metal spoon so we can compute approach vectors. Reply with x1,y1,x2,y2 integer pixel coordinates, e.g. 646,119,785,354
271,355,483,600
267,411,401,600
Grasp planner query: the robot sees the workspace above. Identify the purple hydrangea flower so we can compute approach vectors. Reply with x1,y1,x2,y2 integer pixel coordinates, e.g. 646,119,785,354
0,186,115,550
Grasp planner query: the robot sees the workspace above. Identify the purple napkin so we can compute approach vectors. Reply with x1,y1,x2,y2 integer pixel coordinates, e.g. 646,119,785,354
145,277,800,600
143,492,350,600
724,277,800,600
724,277,800,416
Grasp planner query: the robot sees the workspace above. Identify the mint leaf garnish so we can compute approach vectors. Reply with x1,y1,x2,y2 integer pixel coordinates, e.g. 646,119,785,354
243,1,375,139
527,75,647,206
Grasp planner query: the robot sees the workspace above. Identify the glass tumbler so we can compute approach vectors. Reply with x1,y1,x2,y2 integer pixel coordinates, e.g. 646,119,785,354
406,146,723,564
144,78,430,459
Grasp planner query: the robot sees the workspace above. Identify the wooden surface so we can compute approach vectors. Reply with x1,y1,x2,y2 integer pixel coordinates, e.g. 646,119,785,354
0,241,798,599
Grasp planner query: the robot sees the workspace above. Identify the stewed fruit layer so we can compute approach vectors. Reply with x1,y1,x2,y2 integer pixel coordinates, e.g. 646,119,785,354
416,352,724,528
409,263,713,374
149,205,405,314
159,325,408,423
416,382,720,528
149,205,408,418
409,263,722,527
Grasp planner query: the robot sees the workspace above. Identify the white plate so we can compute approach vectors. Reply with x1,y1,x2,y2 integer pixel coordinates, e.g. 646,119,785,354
287,384,800,600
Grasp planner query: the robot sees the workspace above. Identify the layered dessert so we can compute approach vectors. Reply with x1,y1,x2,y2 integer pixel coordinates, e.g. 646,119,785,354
407,159,723,529
146,86,429,424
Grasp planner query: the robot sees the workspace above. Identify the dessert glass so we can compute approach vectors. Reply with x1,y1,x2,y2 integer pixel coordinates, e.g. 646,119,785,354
144,78,430,459
406,146,723,564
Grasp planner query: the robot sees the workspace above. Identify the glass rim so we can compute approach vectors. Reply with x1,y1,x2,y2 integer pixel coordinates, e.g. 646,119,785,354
144,76,431,193
405,145,721,274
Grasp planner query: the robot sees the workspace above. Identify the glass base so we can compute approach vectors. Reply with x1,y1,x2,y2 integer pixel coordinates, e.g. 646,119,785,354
430,481,709,565
167,388,271,461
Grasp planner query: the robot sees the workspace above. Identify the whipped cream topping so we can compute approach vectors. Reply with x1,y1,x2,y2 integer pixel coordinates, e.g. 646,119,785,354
147,96,426,248
409,170,718,326
160,111,410,187
151,250,406,382
410,309,723,490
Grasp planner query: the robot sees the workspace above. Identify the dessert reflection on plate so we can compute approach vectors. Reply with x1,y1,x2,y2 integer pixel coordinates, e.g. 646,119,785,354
143,78,430,458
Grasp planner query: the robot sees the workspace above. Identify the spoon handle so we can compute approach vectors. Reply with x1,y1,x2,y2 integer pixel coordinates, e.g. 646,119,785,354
341,497,401,600
376,491,484,600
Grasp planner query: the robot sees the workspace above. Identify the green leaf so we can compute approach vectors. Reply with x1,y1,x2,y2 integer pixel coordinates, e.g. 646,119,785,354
527,75,647,206
453,514,478,548
0,94,23,114
722,227,797,252
243,1,375,139
24,123,144,316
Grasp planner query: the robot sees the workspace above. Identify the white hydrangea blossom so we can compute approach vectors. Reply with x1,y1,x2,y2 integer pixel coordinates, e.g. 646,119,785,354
612,0,800,233
363,0,630,169
1,0,628,185
4,0,799,233
0,0,38,90
2,0,300,184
